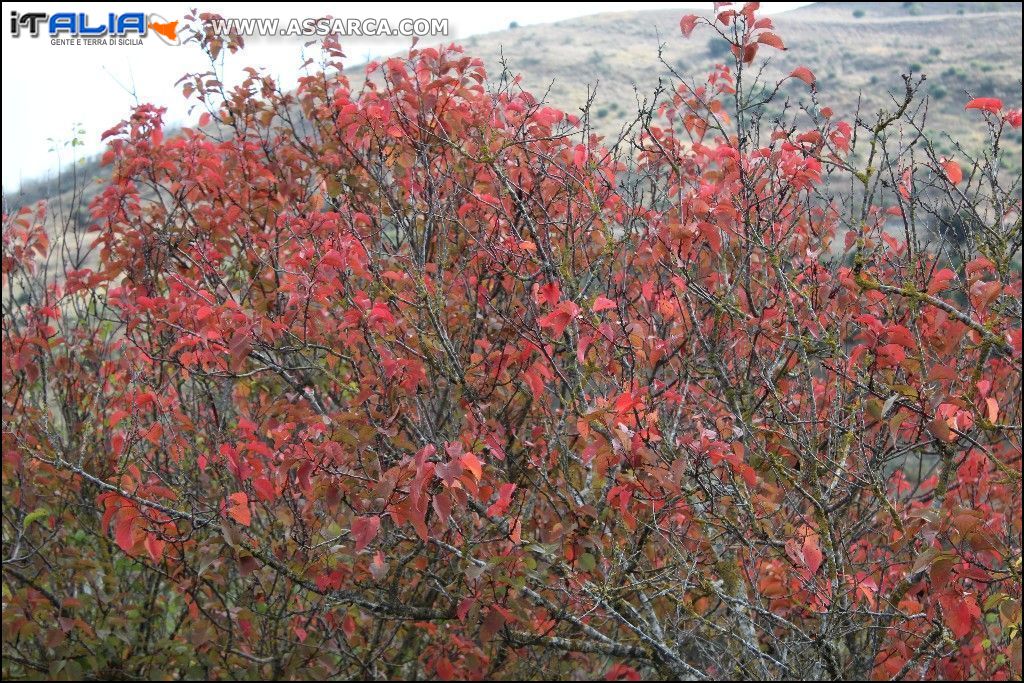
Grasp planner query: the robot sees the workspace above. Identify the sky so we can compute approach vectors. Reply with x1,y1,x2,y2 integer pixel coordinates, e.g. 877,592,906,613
1,2,811,190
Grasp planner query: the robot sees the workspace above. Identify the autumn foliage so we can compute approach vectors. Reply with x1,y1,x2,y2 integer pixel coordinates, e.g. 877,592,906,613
3,3,1022,679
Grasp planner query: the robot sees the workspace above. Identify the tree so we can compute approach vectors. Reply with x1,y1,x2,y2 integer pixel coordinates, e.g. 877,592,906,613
4,3,1021,679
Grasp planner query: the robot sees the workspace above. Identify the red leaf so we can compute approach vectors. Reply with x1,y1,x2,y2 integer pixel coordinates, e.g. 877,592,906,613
351,516,380,552
253,476,276,502
802,535,823,575
939,593,980,639
107,409,130,428
741,42,758,63
757,32,785,50
143,423,163,445
409,505,429,542
940,158,963,185
370,551,389,581
538,301,581,338
606,663,642,681
576,334,593,364
573,144,587,169
538,280,561,307
883,324,916,349
115,513,137,553
898,167,913,200
457,596,474,621
927,268,956,295
679,14,700,37
790,66,815,85
487,483,516,517
523,364,547,401
145,533,165,563
876,343,906,369
592,296,617,312
321,249,344,268
480,606,506,644
965,97,1003,114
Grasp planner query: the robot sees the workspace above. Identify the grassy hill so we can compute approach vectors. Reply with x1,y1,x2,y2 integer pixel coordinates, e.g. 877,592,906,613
461,2,1021,154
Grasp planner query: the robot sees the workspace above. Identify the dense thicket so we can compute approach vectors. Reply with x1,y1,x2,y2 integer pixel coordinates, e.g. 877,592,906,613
3,4,1021,679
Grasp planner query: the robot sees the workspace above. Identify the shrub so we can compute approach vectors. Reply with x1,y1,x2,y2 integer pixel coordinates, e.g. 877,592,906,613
3,5,1021,680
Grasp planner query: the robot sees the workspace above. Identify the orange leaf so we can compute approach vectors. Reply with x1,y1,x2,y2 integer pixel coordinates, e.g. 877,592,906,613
985,397,999,423
790,66,815,85
228,492,251,526
461,452,483,482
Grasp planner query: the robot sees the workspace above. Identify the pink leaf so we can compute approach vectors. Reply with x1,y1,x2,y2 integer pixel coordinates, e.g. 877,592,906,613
351,516,380,552
573,144,587,169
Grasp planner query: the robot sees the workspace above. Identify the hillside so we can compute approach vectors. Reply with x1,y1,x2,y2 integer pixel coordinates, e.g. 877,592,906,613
461,2,1021,154
6,2,1022,212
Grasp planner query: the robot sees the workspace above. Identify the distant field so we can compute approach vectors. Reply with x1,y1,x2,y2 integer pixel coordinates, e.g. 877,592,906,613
460,2,1021,155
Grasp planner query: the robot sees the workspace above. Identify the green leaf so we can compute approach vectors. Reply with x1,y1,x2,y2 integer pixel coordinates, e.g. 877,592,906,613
23,507,49,529
579,552,597,572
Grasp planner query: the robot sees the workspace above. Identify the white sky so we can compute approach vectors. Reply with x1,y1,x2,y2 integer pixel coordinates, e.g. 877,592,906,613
1,2,810,189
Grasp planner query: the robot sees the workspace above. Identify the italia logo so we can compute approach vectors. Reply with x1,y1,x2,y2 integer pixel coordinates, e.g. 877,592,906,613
9,11,182,44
